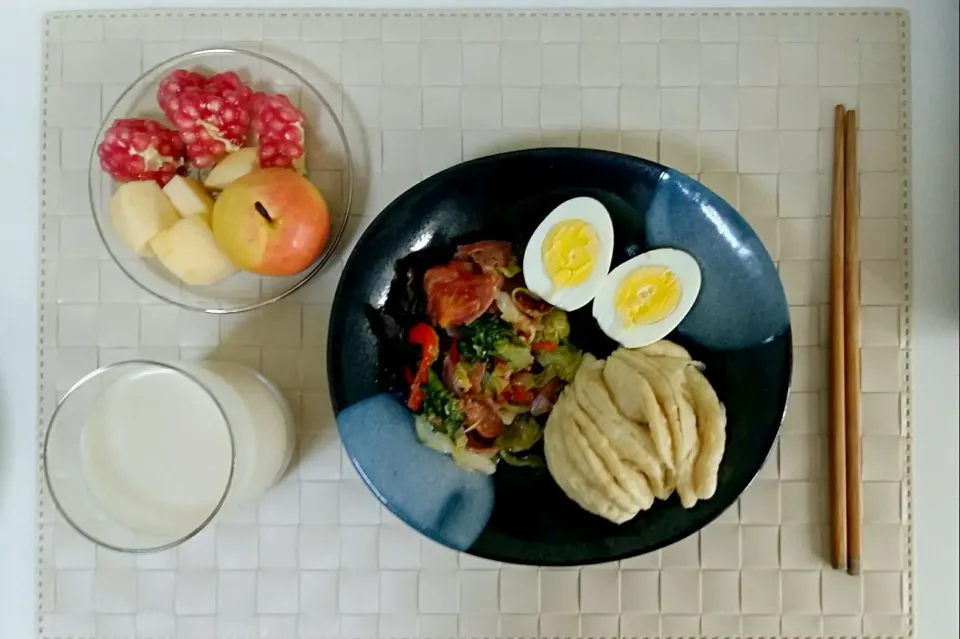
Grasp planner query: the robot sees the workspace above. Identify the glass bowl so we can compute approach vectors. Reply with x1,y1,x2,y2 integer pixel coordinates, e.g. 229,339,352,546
89,48,354,313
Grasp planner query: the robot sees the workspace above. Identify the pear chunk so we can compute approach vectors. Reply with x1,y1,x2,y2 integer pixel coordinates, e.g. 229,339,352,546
204,147,259,191
150,216,237,286
163,175,214,221
110,181,180,255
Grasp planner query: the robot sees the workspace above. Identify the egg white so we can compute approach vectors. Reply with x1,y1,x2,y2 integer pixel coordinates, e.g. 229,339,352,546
591,248,702,348
522,197,615,312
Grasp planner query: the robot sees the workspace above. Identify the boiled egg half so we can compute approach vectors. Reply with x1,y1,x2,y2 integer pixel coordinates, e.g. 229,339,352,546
592,248,701,348
522,197,615,311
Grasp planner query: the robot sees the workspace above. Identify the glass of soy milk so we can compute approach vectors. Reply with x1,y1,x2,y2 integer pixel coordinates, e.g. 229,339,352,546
44,359,295,552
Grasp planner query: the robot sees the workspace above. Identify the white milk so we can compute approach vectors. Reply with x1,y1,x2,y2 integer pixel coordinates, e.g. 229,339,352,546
81,361,294,536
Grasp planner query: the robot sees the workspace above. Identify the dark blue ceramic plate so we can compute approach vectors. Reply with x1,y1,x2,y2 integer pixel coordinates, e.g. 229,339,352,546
328,148,791,565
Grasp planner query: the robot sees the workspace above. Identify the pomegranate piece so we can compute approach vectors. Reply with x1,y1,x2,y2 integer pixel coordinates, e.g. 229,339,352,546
97,118,185,185
160,70,254,169
250,92,307,170
156,69,206,120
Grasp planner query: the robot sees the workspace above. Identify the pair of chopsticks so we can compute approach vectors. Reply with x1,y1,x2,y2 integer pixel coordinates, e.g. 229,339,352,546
828,105,862,575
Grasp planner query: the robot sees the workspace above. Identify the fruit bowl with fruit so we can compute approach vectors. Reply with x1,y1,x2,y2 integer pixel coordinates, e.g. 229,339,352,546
89,48,354,312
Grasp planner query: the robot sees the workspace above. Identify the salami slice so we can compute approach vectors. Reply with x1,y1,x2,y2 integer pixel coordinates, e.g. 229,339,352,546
455,240,517,275
462,394,504,439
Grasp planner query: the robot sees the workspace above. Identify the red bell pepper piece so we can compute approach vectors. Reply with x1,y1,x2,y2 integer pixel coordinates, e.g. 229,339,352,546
406,323,440,410
449,338,460,366
532,340,558,352
511,386,535,404
407,386,425,411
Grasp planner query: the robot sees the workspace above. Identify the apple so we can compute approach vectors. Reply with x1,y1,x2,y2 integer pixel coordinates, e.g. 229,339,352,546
150,216,237,286
163,175,214,221
110,180,180,255
204,147,259,191
212,168,330,276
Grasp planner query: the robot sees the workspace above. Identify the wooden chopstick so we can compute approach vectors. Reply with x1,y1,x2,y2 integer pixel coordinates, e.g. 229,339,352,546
828,106,863,574
828,104,848,571
843,109,862,575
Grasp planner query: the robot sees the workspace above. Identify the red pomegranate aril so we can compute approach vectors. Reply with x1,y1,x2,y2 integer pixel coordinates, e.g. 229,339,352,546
98,118,185,185
250,91,307,171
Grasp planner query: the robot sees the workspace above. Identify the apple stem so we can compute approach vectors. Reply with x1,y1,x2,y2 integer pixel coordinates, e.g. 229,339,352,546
254,201,274,225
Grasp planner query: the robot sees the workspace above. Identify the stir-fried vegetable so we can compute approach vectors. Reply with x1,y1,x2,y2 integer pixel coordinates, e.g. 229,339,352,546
458,314,514,361
496,415,543,453
444,356,478,396
415,415,453,454
406,323,440,410
452,436,498,474
494,290,538,336
499,450,546,468
459,314,534,369
451,361,473,394
379,240,589,475
535,343,583,382
409,322,440,365
511,287,554,318
496,342,535,370
485,361,512,397
497,402,530,425
537,308,571,343
530,377,565,416
422,370,464,435
501,370,535,404
500,258,521,278
502,384,532,405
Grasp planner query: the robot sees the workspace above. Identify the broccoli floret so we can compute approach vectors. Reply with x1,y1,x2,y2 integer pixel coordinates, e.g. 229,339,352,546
495,342,535,370
422,370,464,435
537,309,571,343
535,343,582,382
458,315,534,369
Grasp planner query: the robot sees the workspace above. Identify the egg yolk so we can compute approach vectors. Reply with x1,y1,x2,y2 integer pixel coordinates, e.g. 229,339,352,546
542,220,599,288
615,266,682,325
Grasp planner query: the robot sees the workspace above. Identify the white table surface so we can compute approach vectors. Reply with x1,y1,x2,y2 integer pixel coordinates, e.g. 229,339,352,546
1,1,956,638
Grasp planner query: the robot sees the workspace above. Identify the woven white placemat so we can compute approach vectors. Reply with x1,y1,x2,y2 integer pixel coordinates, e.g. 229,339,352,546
37,9,912,639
